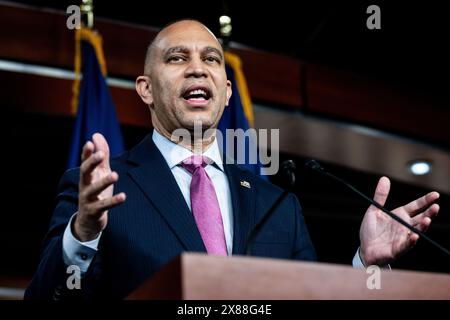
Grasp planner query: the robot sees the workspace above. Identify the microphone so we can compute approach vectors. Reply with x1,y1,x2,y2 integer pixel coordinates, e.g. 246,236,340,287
305,159,450,257
244,160,296,256
280,159,296,189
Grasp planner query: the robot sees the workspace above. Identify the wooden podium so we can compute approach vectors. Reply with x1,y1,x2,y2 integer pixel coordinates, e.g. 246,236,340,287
126,253,450,299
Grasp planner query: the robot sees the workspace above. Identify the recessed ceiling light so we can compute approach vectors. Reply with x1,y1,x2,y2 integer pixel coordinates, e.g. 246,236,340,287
409,160,432,176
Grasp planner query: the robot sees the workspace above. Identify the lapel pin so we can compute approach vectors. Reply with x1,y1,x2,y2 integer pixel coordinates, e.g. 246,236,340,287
240,180,251,189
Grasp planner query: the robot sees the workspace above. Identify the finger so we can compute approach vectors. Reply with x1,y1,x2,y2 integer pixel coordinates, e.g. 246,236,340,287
403,191,440,216
81,141,95,163
415,216,432,233
80,150,105,186
409,232,420,246
82,172,119,201
411,204,440,225
371,176,390,209
407,215,431,244
90,192,126,215
92,133,111,169
406,217,431,248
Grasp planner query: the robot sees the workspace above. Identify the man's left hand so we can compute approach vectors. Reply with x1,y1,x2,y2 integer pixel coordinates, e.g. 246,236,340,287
359,176,440,266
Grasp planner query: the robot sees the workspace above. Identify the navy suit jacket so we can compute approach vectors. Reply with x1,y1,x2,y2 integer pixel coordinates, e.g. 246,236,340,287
25,133,316,299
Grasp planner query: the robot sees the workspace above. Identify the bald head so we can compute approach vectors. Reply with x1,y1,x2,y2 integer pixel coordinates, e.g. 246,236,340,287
135,18,232,141
144,20,223,75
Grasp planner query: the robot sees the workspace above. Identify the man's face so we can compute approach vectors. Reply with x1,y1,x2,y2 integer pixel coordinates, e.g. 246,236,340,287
146,21,232,135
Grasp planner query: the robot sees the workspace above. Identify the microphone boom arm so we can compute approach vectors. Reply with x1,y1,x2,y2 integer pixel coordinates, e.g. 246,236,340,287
244,190,289,256
305,159,450,257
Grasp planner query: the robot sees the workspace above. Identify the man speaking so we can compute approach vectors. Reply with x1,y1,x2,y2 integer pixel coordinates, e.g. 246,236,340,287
25,20,440,300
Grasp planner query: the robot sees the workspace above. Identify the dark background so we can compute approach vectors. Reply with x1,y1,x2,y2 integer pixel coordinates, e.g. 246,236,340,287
14,0,450,103
2,0,449,277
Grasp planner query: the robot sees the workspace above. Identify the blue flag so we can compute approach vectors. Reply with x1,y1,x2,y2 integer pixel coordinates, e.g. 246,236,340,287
67,28,124,169
219,52,265,177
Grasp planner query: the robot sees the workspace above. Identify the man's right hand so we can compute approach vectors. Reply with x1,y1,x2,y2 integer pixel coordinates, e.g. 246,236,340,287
73,133,126,242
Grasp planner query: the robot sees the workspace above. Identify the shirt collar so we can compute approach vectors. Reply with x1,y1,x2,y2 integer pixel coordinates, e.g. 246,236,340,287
152,129,224,171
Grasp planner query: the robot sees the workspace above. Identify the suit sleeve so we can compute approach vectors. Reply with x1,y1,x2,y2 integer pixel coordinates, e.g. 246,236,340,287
24,169,104,300
290,193,317,261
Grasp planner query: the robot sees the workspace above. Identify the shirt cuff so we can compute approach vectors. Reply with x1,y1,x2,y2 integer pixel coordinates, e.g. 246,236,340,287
62,213,101,273
352,247,391,270
352,247,366,269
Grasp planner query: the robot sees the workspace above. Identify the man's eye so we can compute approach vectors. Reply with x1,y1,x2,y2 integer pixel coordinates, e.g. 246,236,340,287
204,56,220,63
168,56,185,62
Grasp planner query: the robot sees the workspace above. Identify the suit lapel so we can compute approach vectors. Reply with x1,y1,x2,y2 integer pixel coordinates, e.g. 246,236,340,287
224,163,256,255
126,135,206,252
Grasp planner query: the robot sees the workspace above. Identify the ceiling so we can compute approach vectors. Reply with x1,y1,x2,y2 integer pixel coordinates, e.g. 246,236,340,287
10,0,450,100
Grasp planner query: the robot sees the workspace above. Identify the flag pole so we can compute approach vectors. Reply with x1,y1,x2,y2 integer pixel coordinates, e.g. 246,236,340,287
68,0,125,168
80,0,94,29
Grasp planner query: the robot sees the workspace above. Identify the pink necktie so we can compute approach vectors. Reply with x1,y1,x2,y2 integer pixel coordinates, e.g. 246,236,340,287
182,155,227,256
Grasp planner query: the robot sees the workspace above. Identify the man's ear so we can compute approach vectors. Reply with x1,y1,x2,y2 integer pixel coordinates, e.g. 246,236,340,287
135,76,153,106
225,80,232,106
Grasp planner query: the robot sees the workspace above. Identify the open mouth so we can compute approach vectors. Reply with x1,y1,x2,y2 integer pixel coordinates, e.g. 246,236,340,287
182,86,212,104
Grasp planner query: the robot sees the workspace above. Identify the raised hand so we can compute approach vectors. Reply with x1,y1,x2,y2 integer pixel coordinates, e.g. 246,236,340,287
73,133,126,242
359,177,440,266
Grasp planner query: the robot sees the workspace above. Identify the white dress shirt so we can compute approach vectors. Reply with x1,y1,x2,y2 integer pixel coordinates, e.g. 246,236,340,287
151,129,234,254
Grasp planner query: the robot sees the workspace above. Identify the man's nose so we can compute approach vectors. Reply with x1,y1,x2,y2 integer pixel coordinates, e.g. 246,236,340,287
184,58,207,78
